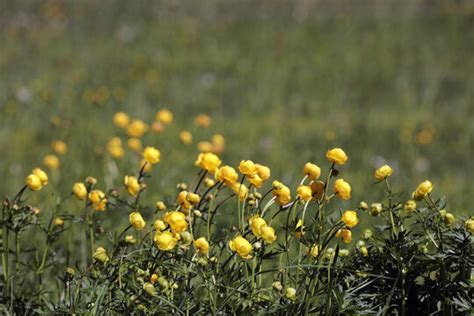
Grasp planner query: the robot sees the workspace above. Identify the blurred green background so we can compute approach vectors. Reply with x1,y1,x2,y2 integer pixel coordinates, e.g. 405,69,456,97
1,0,474,213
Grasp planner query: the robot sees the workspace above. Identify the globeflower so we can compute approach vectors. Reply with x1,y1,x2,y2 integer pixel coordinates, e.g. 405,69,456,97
93,247,109,263
51,140,68,155
310,181,325,200
465,218,474,234
216,165,238,186
195,152,221,173
303,162,321,180
413,180,433,200
194,237,209,254
154,231,177,251
238,160,257,176
89,190,107,211
155,109,173,125
126,119,148,138
32,168,48,186
260,225,277,244
232,183,249,202
229,236,252,259
124,175,141,197
73,182,87,200
129,212,146,231
154,219,166,232
342,210,358,228
43,154,60,170
326,148,348,165
26,174,42,191
113,112,130,128
297,185,312,202
164,211,188,233
249,215,267,237
374,164,393,181
334,179,351,200
195,114,211,127
127,138,142,153
272,181,291,205
255,164,271,182
404,200,417,213
143,146,160,165
179,130,193,145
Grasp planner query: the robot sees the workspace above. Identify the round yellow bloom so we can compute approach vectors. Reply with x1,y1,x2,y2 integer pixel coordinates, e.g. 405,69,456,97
186,192,201,205
307,245,319,257
465,218,474,234
212,134,225,146
248,174,263,188
443,213,455,226
326,148,348,165
205,177,216,187
286,287,297,301
54,217,64,227
32,168,48,186
195,114,211,127
155,109,173,125
342,210,358,228
197,141,213,153
93,247,109,263
374,164,393,181
179,130,193,145
124,176,141,197
341,229,352,243
334,179,351,200
156,201,166,211
154,219,166,231
255,164,271,182
127,138,142,153
164,211,188,233
143,146,161,165
413,180,433,200
297,185,313,202
194,237,209,254
73,182,87,200
113,112,130,128
43,154,60,170
195,152,221,173
272,181,291,205
303,163,321,180
89,190,107,211
143,282,156,296
151,121,165,134
370,203,383,216
129,212,146,231
26,174,42,191
51,140,68,155
126,119,148,138
154,231,177,251
260,225,277,244
229,236,252,259
404,200,417,213
239,160,257,176
310,181,325,200
249,215,267,237
216,165,238,186
139,159,153,173
125,235,137,244
232,183,249,202
177,191,191,211
108,145,125,159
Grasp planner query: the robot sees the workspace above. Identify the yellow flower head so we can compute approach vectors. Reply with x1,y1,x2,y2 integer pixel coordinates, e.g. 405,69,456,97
139,159,153,173
334,179,351,200
143,146,161,165
374,164,393,181
32,168,48,186
195,114,211,127
295,219,305,239
307,244,319,258
155,109,173,125
73,182,87,200
127,138,142,153
129,212,146,231
93,247,109,263
238,160,257,176
197,141,213,153
51,140,68,155
303,162,321,180
413,180,433,200
404,200,417,213
54,217,64,227
124,176,141,197
177,191,192,211
229,236,252,259
248,174,263,188
154,231,178,251
297,185,313,202
286,287,297,301
43,154,60,170
260,225,277,244
164,211,188,233
216,165,238,187
232,183,249,202
154,219,166,231
113,112,130,128
326,148,348,165
342,210,358,228
272,181,291,205
194,237,210,254
195,152,221,173
465,218,474,234
249,215,267,237
126,119,148,138
89,190,107,211
179,130,193,145
255,164,271,182
26,174,42,191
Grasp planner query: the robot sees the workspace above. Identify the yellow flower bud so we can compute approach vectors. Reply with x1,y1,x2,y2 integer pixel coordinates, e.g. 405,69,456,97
126,119,148,138
143,282,156,296
342,210,358,228
326,148,348,165
238,160,257,176
113,112,130,128
179,130,193,145
260,225,277,244
339,249,349,257
255,164,271,182
88,190,107,211
272,181,291,205
374,164,393,181
443,213,455,226
195,114,211,127
334,179,351,200
465,218,474,234
155,109,173,125
26,174,42,191
125,235,136,244
54,217,64,227
163,211,188,233
32,168,48,186
139,159,153,173
143,146,160,165
216,166,238,187
154,231,177,251
307,245,319,257
296,185,312,202
336,228,352,243
43,154,60,170
154,219,166,232
127,138,142,153
73,182,87,200
359,201,368,210
413,180,433,200
204,177,216,187
285,287,297,301
129,212,146,231
248,174,263,188
93,247,109,263
360,246,369,257
371,203,383,216
249,215,267,237
124,176,141,197
303,162,321,180
232,183,249,202
229,236,252,259
52,140,68,155
404,200,417,213
194,237,210,254
195,152,221,173
362,229,373,240
197,141,213,153
156,201,166,211
150,273,158,284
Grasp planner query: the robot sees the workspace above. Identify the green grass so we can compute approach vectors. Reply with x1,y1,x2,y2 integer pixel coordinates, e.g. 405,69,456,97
1,0,474,213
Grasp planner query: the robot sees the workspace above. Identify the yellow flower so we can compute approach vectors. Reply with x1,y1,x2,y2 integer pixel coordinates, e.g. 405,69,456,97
404,200,417,213
374,164,393,181
342,210,358,228
89,190,107,211
125,235,136,244
341,229,352,243
150,273,158,284
295,219,304,239
310,181,325,200
139,159,153,173
129,212,146,231
249,215,267,237
155,109,173,125
113,112,130,128
26,174,42,191
151,121,165,134
216,165,238,186
177,191,192,211
194,237,209,254
127,138,142,153
232,183,249,202
186,192,201,205
339,249,349,257
297,185,312,202
54,217,64,227
238,160,257,176
195,114,211,127
143,282,156,296
465,218,474,234
164,211,188,233
248,174,263,188
106,137,124,159
260,225,277,244
334,179,351,200
143,146,161,165
32,168,48,186
197,141,213,153
156,201,166,211
413,180,433,200
124,176,141,197
204,177,216,187
307,245,319,257
370,203,383,216
443,213,455,226
154,231,177,251
154,219,166,231
126,119,148,138
303,163,321,180
73,182,87,200
272,181,291,205
195,152,221,172
229,236,252,259
51,140,68,155
43,154,60,170
286,287,297,301
93,247,109,263
212,134,225,146
179,130,193,145
326,148,348,165
255,164,271,182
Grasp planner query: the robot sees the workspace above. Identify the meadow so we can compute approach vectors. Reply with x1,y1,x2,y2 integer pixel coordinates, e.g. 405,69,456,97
0,1,473,314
